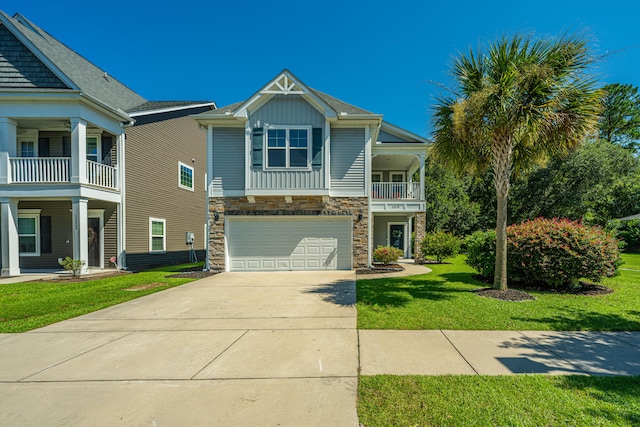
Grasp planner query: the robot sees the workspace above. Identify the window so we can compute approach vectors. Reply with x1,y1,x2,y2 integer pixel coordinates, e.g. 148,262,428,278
149,218,166,253
266,127,310,169
18,210,41,256
21,141,35,157
179,162,194,191
86,135,101,163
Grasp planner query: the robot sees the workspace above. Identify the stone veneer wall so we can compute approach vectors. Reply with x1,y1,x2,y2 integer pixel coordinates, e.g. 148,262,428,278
208,196,369,271
414,212,426,263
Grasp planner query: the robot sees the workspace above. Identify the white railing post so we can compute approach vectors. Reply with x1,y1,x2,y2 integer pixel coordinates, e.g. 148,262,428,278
371,182,420,200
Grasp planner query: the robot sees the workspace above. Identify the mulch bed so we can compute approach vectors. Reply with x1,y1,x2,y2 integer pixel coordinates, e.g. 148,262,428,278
473,288,537,302
165,270,219,279
41,271,128,283
472,275,614,301
356,264,405,274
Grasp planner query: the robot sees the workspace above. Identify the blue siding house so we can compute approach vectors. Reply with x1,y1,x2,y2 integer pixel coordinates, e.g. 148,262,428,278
194,70,429,271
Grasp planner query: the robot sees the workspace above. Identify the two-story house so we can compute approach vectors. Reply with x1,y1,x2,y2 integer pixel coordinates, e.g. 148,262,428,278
0,11,213,275
194,70,428,271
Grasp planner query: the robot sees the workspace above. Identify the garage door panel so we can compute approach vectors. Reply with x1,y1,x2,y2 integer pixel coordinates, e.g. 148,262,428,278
227,217,351,271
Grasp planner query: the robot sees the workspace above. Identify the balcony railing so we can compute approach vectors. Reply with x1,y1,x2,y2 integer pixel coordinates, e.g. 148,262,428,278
86,160,117,189
372,182,421,200
10,157,70,183
8,157,118,190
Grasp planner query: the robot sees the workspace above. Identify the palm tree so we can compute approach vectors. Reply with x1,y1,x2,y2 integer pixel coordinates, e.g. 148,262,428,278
431,34,602,290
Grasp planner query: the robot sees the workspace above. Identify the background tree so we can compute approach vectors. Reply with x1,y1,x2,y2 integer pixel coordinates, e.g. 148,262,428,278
599,83,640,152
431,34,602,290
423,157,479,236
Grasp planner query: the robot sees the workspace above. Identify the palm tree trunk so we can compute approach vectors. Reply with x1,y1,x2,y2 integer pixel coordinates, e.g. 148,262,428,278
492,137,512,291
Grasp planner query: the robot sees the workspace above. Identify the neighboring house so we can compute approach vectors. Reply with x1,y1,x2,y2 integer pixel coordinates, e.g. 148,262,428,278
193,70,428,271
0,11,214,275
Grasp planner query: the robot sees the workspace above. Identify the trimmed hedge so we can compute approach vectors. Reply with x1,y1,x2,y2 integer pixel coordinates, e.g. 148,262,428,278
420,231,461,262
373,245,404,265
605,219,640,251
465,218,621,287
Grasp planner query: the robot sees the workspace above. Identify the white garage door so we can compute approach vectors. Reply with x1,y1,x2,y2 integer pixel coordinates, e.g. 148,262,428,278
227,216,352,271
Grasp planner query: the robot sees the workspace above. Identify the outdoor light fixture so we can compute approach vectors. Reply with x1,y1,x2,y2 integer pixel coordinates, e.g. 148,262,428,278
214,213,220,222
358,213,363,221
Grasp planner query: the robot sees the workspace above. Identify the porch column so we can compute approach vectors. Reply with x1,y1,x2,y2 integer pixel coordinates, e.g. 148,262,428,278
70,118,87,184
419,153,426,200
414,212,426,263
71,197,89,274
1,198,20,276
0,118,17,184
409,215,414,258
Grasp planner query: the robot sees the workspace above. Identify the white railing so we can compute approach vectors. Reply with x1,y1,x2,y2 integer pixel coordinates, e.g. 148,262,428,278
86,160,117,189
372,182,421,200
10,157,70,183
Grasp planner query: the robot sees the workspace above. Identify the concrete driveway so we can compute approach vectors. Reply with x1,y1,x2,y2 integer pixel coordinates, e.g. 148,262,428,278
0,271,359,426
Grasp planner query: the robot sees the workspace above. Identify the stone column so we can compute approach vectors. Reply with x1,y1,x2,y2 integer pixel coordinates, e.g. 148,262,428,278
208,197,226,271
0,198,20,276
71,197,89,274
414,212,426,263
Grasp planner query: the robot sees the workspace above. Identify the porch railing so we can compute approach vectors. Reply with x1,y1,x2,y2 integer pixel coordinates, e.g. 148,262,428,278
8,157,118,190
10,157,70,183
86,160,117,189
372,182,421,200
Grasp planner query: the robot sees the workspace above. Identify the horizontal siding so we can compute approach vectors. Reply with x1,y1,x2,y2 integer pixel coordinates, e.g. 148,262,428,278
212,127,245,194
330,128,365,195
125,115,207,269
378,129,413,143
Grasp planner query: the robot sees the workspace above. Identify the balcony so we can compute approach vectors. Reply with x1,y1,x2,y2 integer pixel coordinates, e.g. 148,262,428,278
8,157,118,190
371,181,425,213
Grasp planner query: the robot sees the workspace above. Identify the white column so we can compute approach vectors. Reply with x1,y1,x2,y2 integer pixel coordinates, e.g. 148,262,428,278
71,197,89,274
0,118,17,184
116,131,126,269
70,118,87,184
1,198,20,276
419,153,426,201
409,215,414,258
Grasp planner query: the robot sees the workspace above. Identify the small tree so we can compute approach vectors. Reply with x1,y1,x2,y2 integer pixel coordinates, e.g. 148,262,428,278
420,231,461,262
59,256,85,277
373,246,404,265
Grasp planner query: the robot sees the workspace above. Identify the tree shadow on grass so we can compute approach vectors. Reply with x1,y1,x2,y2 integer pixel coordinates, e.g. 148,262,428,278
558,376,640,425
511,307,640,331
357,273,476,308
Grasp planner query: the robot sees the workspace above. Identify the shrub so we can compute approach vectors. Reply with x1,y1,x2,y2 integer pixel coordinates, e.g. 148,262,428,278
464,230,496,277
420,231,461,262
373,246,404,265
58,256,85,276
605,219,640,251
464,218,621,287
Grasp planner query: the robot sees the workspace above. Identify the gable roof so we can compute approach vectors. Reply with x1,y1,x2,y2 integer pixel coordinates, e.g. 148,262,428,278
0,11,147,112
194,70,381,121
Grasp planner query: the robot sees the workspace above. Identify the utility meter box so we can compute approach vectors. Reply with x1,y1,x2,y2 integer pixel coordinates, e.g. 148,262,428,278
186,232,195,245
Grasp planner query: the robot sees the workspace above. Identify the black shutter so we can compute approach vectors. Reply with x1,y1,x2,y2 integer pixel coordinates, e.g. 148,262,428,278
62,136,71,157
40,216,52,254
312,128,322,168
252,128,263,169
38,138,50,157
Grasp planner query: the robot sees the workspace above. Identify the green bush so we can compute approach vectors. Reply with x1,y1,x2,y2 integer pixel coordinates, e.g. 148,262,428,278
464,230,496,277
605,219,640,251
420,231,461,262
373,246,404,265
58,256,85,276
465,219,621,287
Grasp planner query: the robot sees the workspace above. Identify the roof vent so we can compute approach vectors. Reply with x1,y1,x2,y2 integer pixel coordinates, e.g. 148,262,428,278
103,72,109,81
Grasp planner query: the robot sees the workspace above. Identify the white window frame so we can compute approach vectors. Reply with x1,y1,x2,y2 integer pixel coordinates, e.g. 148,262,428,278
265,125,312,170
371,172,383,183
178,161,194,191
149,217,166,254
18,131,38,157
390,171,406,183
86,134,102,163
18,209,41,256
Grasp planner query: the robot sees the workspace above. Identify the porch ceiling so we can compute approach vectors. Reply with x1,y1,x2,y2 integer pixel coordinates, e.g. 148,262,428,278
372,154,417,171
14,118,103,133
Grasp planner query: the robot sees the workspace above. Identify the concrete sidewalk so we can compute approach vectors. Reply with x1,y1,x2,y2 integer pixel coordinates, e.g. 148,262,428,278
0,271,359,426
360,330,640,376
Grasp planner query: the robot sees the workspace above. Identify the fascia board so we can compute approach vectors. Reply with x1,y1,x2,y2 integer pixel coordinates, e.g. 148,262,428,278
129,102,217,118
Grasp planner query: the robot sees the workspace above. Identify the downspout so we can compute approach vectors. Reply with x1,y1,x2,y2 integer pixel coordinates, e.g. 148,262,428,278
204,124,213,271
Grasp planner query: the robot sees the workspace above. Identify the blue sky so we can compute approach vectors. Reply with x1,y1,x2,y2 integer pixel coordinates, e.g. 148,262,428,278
4,0,640,138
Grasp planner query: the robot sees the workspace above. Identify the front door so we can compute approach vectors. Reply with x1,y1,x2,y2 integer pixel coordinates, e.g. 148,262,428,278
88,217,100,267
389,224,405,253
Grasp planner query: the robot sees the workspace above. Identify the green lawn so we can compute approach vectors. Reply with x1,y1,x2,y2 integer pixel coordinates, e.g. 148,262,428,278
357,254,640,331
0,263,203,333
358,375,640,426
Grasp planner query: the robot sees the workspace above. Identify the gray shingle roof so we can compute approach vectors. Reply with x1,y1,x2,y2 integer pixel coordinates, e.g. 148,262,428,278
127,101,214,113
0,11,147,112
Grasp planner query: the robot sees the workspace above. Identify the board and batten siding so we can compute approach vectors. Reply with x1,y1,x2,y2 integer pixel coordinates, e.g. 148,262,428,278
211,127,244,195
125,115,207,269
247,94,326,191
330,128,366,196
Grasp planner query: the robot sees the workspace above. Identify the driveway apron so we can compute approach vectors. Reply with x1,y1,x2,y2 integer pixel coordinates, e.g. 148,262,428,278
0,271,359,426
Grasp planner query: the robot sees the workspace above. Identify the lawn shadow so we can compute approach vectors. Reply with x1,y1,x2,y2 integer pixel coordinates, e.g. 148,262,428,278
511,307,640,331
304,279,356,307
357,272,476,308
